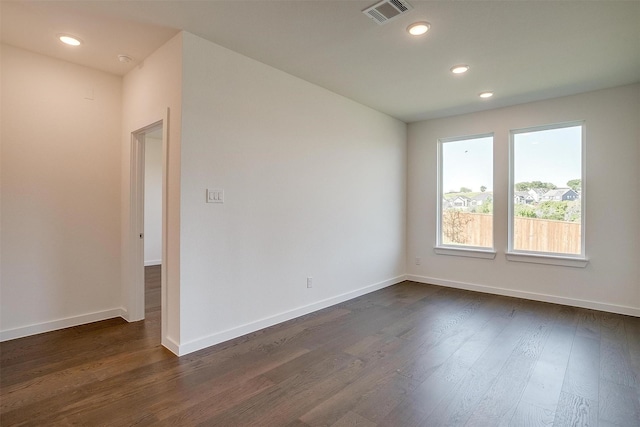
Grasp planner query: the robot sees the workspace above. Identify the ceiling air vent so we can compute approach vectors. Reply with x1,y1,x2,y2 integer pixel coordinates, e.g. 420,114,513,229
363,0,413,25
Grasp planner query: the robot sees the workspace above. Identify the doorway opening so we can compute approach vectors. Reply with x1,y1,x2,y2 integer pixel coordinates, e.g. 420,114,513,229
143,127,163,320
130,119,167,344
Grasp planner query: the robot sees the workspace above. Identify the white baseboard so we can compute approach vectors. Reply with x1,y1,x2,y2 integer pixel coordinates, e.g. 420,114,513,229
0,308,128,342
144,259,162,266
406,274,640,318
176,275,406,356
162,335,180,356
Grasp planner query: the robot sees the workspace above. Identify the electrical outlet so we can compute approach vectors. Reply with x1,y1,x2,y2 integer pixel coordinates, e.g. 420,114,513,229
307,277,313,288
415,257,421,265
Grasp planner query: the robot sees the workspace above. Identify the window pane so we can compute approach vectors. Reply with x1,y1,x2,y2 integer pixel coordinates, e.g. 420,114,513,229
439,135,493,248
511,124,583,255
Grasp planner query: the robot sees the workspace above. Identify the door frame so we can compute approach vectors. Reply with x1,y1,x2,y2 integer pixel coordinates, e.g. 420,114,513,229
128,115,169,340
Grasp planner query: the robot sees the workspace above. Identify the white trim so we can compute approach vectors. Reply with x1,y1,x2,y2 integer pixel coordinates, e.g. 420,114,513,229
508,121,586,258
506,252,588,268
144,259,162,266
436,138,444,244
128,128,147,322
434,246,496,259
175,275,406,356
406,274,639,317
436,133,495,250
162,335,180,356
160,112,170,353
0,308,127,342
127,111,170,355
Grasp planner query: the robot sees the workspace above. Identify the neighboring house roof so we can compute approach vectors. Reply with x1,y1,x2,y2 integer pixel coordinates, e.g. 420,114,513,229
542,188,578,198
473,193,492,202
448,195,471,201
527,188,544,200
446,195,471,208
514,191,535,204
453,196,469,202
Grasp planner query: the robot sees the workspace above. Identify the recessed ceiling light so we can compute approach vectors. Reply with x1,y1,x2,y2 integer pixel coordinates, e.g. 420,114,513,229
407,22,431,36
450,65,470,74
118,54,133,63
479,91,494,99
58,34,82,46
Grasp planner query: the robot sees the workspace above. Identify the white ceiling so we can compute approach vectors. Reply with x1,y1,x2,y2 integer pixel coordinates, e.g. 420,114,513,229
2,1,639,123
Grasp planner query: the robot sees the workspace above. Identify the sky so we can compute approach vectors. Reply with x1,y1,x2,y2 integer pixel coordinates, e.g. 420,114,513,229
442,136,493,193
441,125,582,193
513,125,582,187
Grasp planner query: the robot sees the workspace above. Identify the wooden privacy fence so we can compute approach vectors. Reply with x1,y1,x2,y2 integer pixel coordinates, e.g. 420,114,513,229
442,212,581,254
513,216,581,254
442,212,494,248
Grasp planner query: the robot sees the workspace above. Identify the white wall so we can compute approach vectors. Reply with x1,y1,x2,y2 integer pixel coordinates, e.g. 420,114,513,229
121,33,182,350
178,33,407,354
407,84,640,315
7,31,633,354
0,44,123,340
144,137,162,265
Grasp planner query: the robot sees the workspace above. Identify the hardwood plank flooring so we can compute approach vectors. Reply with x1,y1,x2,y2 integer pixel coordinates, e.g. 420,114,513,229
1,272,639,426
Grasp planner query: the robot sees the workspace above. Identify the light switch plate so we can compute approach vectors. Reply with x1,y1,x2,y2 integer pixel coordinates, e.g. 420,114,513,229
206,189,224,203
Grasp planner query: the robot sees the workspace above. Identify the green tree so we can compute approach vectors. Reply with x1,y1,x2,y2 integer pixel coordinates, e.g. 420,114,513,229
514,204,537,218
537,201,568,221
480,185,487,192
533,181,556,190
460,186,472,193
515,181,557,191
565,200,582,222
567,179,581,192
479,199,493,214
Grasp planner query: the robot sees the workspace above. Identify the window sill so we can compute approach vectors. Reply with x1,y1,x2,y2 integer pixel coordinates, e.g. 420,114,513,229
506,252,589,268
434,246,497,259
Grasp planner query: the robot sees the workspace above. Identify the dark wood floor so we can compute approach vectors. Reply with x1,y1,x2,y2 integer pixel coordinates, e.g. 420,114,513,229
144,264,161,316
1,268,639,426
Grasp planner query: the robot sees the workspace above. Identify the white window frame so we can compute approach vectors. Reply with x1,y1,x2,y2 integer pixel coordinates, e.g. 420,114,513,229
507,121,588,267
435,133,496,259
